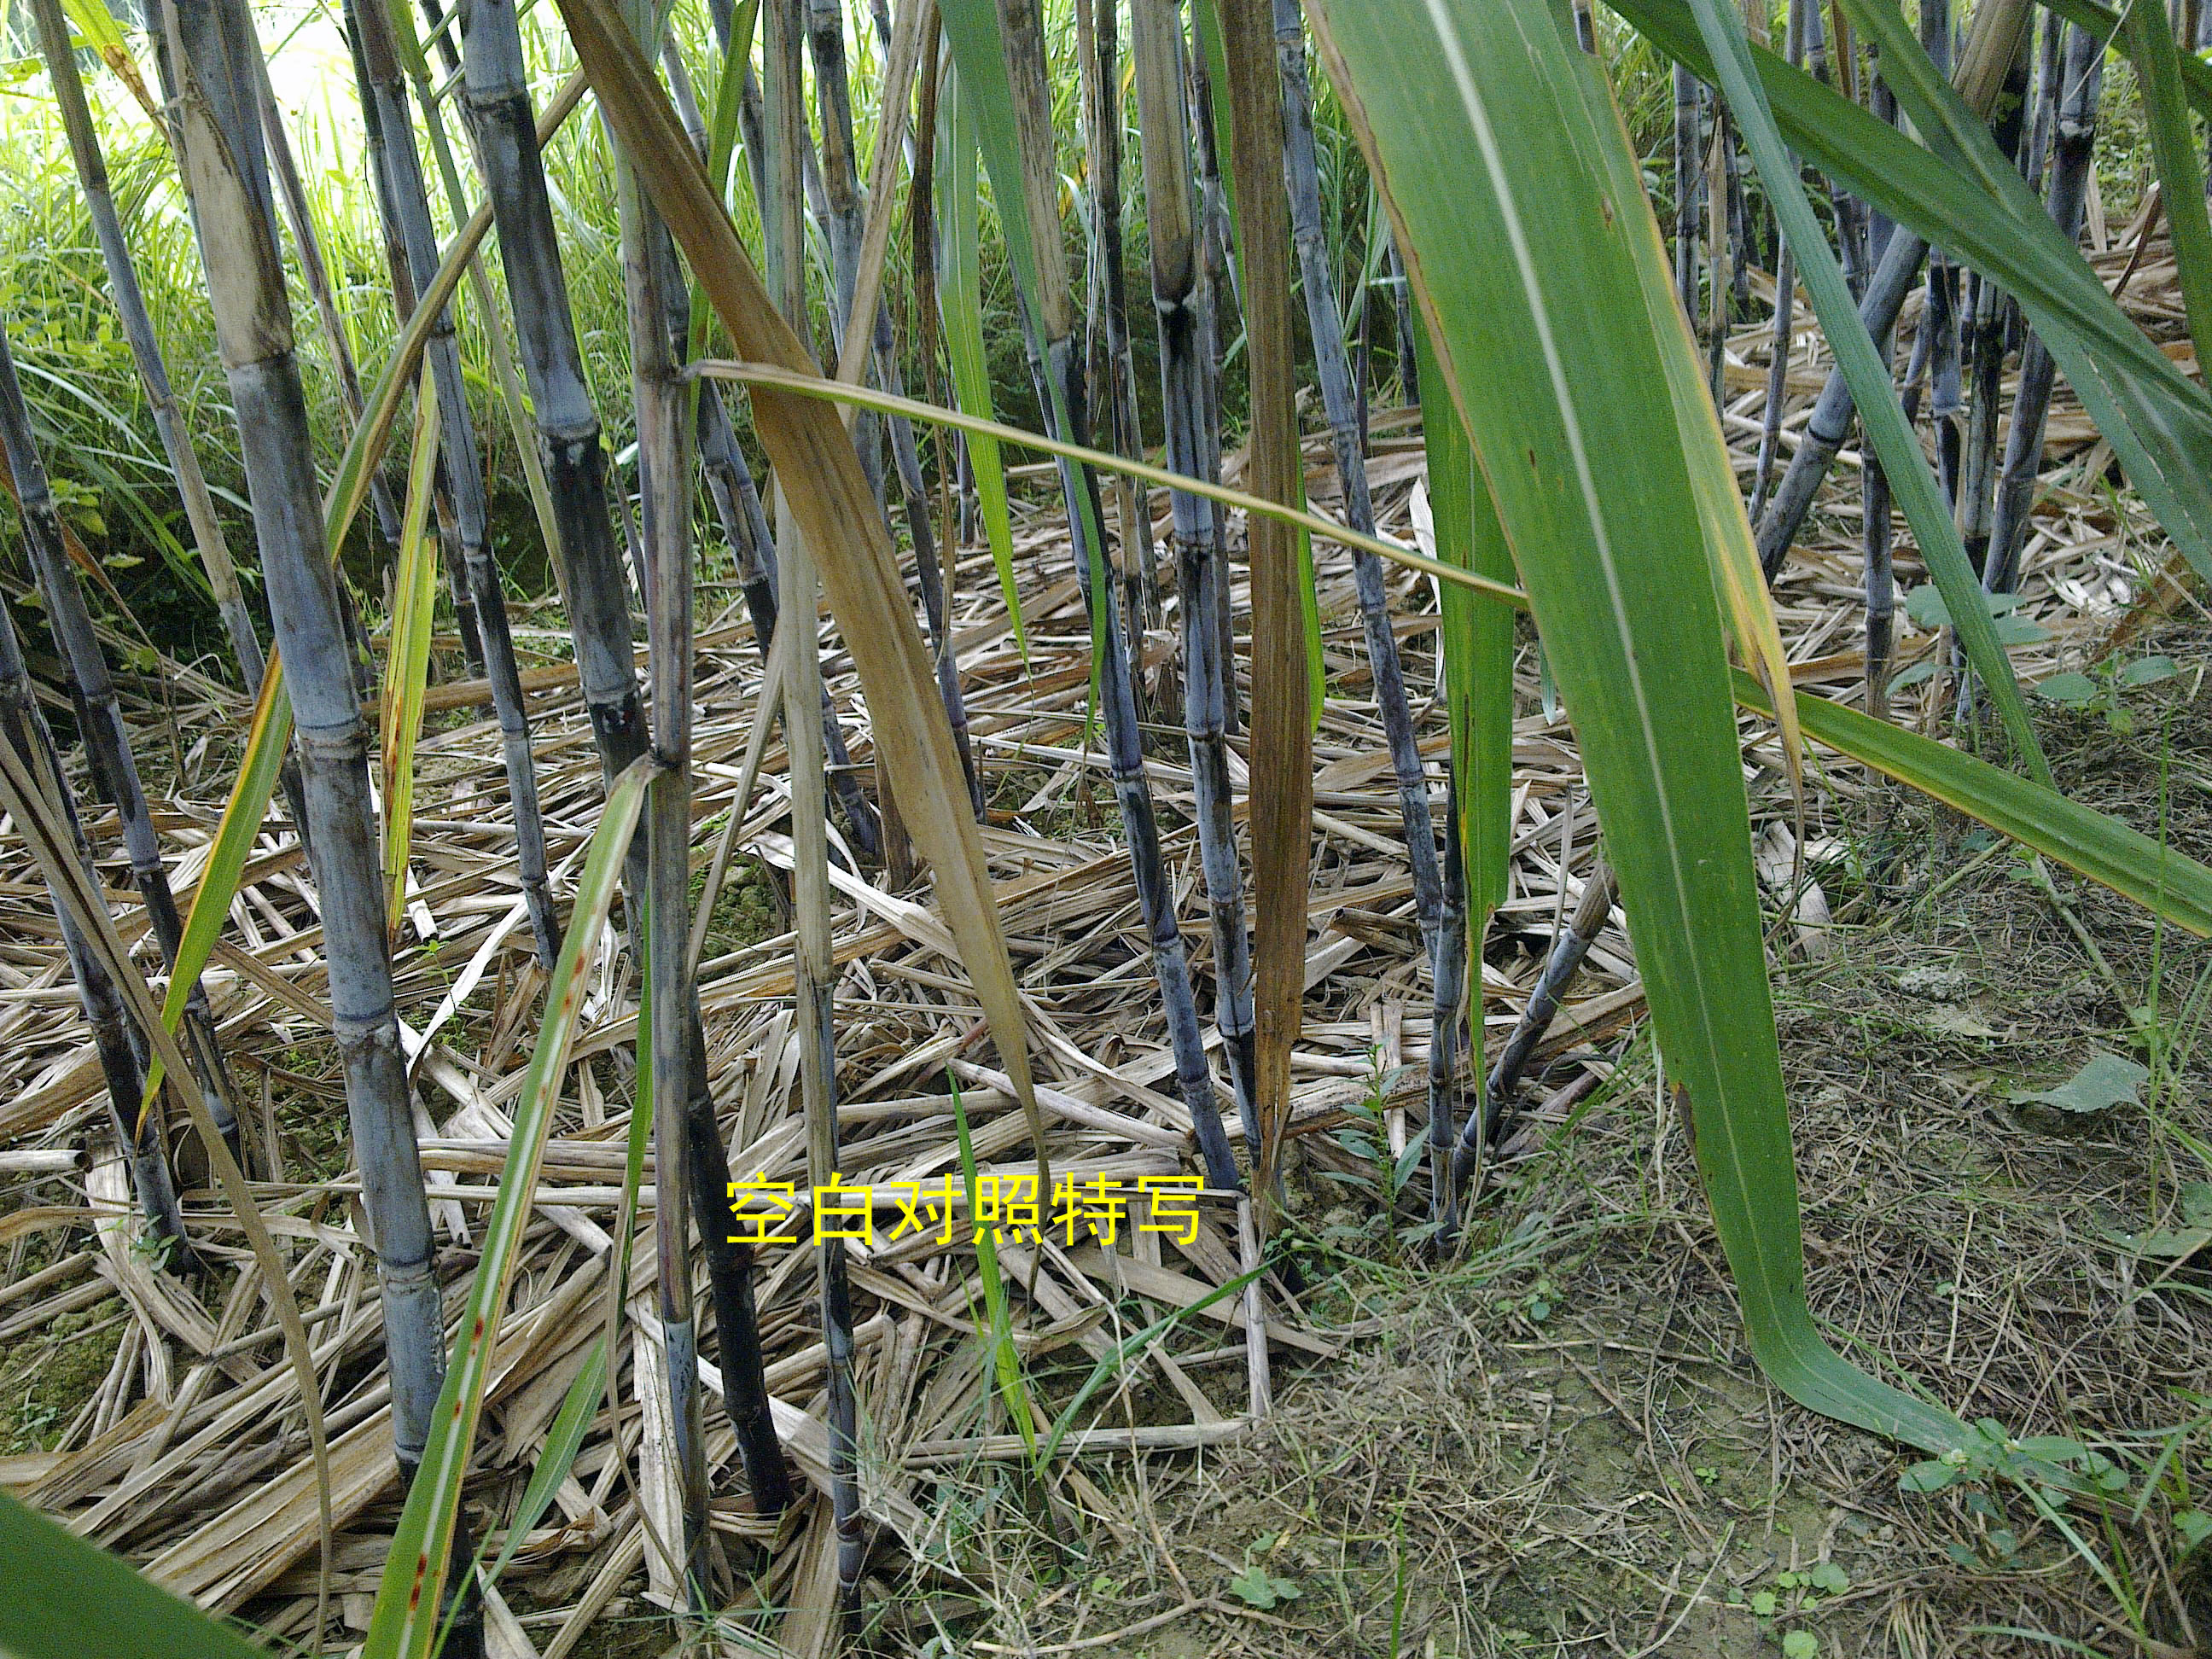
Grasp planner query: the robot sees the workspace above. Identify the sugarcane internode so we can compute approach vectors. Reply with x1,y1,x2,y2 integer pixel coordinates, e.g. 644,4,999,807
727,1170,1208,1249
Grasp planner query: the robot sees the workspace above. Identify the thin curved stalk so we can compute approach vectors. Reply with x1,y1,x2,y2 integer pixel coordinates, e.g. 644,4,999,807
0,586,190,1259
0,321,242,1167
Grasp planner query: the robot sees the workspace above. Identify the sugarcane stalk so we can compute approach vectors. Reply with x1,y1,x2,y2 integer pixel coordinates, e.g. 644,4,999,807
761,0,862,1602
1129,0,1254,1183
1674,63,1702,323
1183,9,1240,733
1272,0,1457,1231
250,44,409,564
1463,864,1619,1170
350,0,561,969
457,0,792,1516
1077,0,1161,699
1755,0,2033,575
0,589,192,1261
149,3,480,1646
614,102,710,1588
1987,24,2103,596
0,321,243,1169
346,9,486,681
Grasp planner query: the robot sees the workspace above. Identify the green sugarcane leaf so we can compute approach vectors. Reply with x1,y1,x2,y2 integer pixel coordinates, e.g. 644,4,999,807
483,1341,605,1591
137,651,291,1116
936,64,1025,652
2119,0,2212,374
1617,0,2212,585
1676,0,2047,782
1307,0,1965,1452
381,376,443,942
0,1494,265,1659
364,755,655,1659
1734,670,2212,936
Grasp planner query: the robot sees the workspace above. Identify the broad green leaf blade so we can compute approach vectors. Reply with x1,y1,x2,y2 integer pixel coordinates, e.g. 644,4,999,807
2119,0,2212,374
1561,41,1802,782
1733,671,2212,936
1308,0,1963,1452
1618,0,2212,583
1678,0,2046,781
365,756,655,1659
936,66,1025,651
0,1494,265,1659
138,653,293,1115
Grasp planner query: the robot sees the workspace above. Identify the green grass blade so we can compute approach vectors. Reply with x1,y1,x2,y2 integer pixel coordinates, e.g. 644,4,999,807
1733,671,2212,936
1619,0,2212,583
0,1494,265,1659
936,66,1025,653
485,1342,605,1590
381,381,444,942
2120,0,2212,375
1307,0,1965,1453
364,755,655,1659
137,653,293,1115
1038,1264,1263,1464
950,1077,1036,1464
1677,0,2046,781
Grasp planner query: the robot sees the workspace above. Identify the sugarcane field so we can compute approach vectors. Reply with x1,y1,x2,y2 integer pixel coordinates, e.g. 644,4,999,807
10,0,2212,1652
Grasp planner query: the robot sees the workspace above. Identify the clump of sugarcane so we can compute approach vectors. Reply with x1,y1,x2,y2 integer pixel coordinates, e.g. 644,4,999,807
0,321,243,1169
1271,0,1464,1234
1754,0,2034,579
0,577,192,1260
1127,0,1256,1173
347,0,562,969
1987,23,2103,597
1953,35,2035,577
148,1,484,1646
456,0,791,1516
980,0,1243,1188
